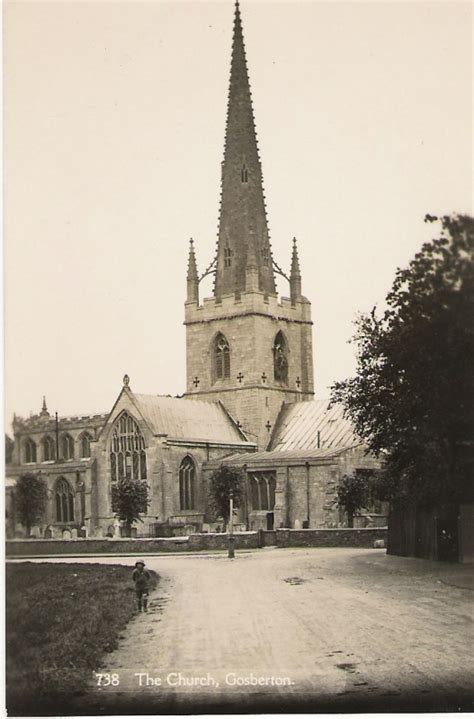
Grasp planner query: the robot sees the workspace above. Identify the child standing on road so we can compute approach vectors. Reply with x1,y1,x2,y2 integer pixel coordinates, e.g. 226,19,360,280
132,560,150,612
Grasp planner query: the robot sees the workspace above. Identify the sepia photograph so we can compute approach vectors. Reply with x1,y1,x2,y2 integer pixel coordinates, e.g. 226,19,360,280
4,0,473,715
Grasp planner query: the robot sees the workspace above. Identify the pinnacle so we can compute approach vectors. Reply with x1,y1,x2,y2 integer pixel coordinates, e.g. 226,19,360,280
187,238,198,280
291,237,301,276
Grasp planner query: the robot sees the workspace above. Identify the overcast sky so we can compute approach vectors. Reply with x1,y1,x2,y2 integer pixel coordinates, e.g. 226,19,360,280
5,0,472,428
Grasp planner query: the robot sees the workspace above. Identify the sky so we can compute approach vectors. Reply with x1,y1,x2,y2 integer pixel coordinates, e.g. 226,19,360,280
4,0,472,429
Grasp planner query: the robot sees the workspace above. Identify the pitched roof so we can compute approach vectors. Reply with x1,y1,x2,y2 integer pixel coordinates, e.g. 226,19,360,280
269,399,360,452
214,445,350,468
132,394,253,446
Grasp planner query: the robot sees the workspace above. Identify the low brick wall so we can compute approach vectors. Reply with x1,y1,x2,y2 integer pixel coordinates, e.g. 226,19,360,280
5,532,259,558
275,527,387,548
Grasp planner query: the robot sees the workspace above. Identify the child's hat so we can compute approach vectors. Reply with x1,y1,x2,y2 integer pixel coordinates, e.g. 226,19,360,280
135,560,145,567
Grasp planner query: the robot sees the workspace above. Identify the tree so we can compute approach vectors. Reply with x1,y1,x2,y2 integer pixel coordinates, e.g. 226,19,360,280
331,214,474,505
208,465,244,530
111,478,150,536
16,473,48,536
337,472,371,527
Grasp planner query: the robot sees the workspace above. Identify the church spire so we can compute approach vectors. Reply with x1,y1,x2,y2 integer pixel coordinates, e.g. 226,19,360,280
186,238,199,303
214,1,276,299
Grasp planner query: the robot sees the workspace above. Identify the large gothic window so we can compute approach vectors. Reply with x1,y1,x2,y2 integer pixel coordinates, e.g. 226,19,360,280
110,412,147,482
249,472,276,511
61,434,74,460
55,477,74,522
214,333,230,380
25,438,37,464
80,432,93,458
43,435,56,462
273,331,288,383
179,456,195,510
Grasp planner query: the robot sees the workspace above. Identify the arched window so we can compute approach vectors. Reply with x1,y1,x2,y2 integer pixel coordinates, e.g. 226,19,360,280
25,438,37,464
55,477,74,522
80,432,93,458
109,412,147,482
249,472,276,510
61,434,74,460
43,435,56,462
179,456,196,510
214,333,230,380
273,331,288,383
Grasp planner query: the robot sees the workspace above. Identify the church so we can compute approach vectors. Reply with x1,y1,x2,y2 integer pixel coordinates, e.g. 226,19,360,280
6,2,384,539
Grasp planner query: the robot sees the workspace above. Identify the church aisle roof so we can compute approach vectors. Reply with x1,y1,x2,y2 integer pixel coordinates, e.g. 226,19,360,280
132,394,252,446
269,399,360,452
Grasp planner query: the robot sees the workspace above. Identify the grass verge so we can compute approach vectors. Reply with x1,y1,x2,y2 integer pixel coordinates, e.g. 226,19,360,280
6,561,158,715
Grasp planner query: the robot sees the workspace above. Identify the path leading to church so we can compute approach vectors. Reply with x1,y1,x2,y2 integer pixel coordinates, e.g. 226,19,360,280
77,547,473,713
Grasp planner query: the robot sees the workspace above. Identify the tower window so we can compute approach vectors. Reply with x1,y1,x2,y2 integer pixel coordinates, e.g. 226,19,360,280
42,435,56,462
262,245,270,267
110,412,147,482
273,331,289,384
80,432,93,458
61,433,74,460
55,477,74,522
25,438,37,464
214,333,230,380
224,247,232,267
179,456,196,510
241,164,248,183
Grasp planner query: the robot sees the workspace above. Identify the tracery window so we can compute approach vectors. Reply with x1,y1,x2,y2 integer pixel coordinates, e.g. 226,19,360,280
109,412,147,482
55,477,74,522
214,332,230,380
248,472,276,511
61,433,74,460
25,438,37,464
179,456,196,511
43,435,56,462
273,331,288,383
80,432,93,458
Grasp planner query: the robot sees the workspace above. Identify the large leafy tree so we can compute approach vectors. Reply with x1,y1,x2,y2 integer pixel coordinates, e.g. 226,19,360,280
208,465,244,530
111,478,150,536
16,473,48,536
331,214,474,505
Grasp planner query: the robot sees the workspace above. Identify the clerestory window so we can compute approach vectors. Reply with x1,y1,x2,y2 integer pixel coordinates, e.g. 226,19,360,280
43,435,56,462
25,438,37,464
61,433,74,460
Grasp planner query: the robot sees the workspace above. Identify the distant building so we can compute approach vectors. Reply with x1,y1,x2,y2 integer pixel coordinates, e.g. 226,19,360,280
6,2,384,539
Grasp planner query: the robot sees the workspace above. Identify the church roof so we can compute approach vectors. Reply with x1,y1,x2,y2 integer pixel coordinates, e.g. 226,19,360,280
269,399,360,452
132,394,253,446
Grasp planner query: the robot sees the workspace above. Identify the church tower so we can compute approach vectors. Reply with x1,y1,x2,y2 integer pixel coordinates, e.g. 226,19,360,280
184,1,314,449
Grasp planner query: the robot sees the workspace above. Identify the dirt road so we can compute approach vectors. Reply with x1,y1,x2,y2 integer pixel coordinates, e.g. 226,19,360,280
80,547,472,713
